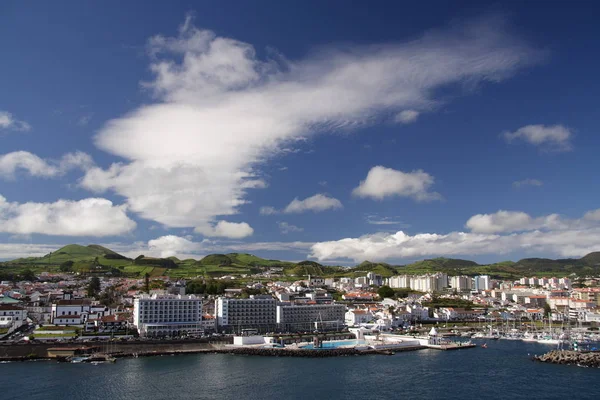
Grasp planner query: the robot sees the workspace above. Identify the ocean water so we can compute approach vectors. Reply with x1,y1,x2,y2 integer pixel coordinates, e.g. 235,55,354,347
2,340,599,400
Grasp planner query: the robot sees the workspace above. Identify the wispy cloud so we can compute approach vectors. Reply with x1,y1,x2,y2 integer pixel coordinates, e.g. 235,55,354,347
503,124,573,152
278,221,304,234
283,194,343,214
77,113,94,126
513,178,543,188
0,151,94,179
395,110,420,124
0,110,31,132
80,14,542,234
365,214,410,226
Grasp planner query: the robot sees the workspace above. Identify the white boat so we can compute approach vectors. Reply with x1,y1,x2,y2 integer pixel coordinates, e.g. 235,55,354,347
537,338,561,345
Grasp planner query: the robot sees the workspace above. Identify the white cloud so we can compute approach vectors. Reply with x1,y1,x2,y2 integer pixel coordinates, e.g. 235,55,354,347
0,111,31,132
0,151,93,179
503,124,573,152
194,220,254,238
259,206,278,216
148,235,197,258
81,15,541,230
352,166,441,201
278,221,303,234
464,209,592,234
513,178,543,188
283,194,343,213
583,209,600,221
466,210,534,233
0,243,61,260
395,110,420,124
0,195,136,236
312,208,600,262
146,234,312,258
310,228,600,262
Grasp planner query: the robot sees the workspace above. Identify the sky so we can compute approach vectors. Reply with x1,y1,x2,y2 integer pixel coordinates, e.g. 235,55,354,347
1,1,600,264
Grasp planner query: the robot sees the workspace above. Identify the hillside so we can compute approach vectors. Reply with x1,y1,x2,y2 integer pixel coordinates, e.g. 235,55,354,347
3,244,600,280
11,244,128,264
578,252,600,266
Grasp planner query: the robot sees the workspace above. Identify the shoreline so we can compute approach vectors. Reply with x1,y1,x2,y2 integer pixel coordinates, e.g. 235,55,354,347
0,345,429,362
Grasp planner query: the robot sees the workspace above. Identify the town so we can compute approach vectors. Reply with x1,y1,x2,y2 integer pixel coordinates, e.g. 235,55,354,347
2,264,599,348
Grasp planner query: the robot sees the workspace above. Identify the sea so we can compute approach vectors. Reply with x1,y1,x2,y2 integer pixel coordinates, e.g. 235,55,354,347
2,340,599,400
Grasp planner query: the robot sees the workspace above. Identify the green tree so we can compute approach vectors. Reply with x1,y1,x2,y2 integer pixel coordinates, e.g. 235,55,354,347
377,285,395,299
543,303,552,318
60,260,74,272
87,276,101,297
21,269,36,282
144,273,150,293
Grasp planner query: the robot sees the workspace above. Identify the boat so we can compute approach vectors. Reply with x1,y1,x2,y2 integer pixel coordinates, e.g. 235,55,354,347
481,343,488,348
68,356,90,363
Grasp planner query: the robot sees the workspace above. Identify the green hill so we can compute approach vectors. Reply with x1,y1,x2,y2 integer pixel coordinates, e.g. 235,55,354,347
11,244,128,265
4,244,600,280
198,254,233,266
578,252,600,266
345,261,398,277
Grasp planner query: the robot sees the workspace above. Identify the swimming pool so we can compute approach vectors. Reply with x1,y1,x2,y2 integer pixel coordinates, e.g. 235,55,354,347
303,340,366,349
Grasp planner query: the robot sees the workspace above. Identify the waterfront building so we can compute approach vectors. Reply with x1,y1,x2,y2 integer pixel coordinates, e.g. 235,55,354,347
345,309,374,326
202,315,216,333
51,295,92,325
276,303,346,332
0,305,27,336
215,296,277,333
133,294,202,337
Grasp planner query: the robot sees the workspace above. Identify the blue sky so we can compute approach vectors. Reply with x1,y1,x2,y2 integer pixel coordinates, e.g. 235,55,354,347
1,1,599,264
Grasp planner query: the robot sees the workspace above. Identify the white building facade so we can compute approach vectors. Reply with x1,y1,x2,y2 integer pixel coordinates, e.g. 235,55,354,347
0,305,27,336
133,294,202,337
215,296,277,333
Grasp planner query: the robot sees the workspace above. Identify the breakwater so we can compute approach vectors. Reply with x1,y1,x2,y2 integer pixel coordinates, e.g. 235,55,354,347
534,350,600,367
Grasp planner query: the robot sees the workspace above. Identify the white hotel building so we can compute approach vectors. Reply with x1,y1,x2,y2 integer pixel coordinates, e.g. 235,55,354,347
133,294,202,337
215,296,277,333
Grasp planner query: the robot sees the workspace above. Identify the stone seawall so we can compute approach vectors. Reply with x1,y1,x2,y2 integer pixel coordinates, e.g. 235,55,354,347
534,350,600,367
0,339,230,359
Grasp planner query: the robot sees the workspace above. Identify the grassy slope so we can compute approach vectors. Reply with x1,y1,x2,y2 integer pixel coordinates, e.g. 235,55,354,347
4,244,600,279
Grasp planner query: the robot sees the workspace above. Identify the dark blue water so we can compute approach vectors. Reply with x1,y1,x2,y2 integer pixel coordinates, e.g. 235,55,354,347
2,341,598,399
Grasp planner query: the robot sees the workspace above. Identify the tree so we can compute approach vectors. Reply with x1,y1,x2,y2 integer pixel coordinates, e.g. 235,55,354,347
144,273,150,293
87,276,101,297
60,260,74,272
20,269,36,282
543,303,552,318
377,285,395,299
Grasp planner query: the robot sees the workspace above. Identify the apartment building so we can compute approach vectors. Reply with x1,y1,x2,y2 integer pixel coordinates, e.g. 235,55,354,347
449,276,472,292
133,294,202,337
215,296,277,333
